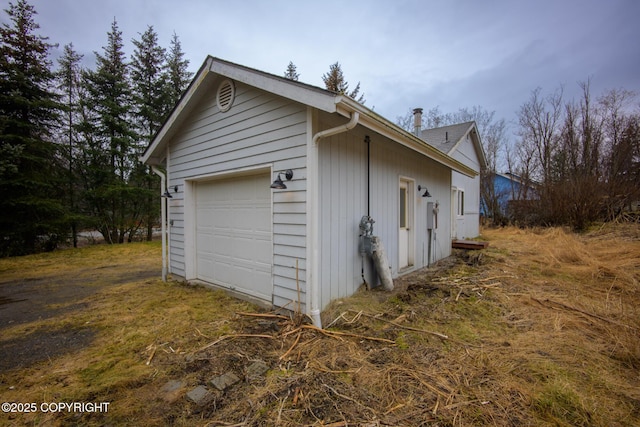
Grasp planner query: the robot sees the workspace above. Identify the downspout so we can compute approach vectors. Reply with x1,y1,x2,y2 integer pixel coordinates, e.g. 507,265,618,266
362,135,371,287
151,166,168,282
309,111,359,328
165,146,172,274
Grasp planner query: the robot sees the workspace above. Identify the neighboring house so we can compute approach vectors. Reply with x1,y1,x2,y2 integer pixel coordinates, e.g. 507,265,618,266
141,57,477,327
417,117,486,240
481,172,537,219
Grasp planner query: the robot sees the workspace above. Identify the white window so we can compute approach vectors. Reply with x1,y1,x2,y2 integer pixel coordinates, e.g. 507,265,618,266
400,185,407,229
457,190,465,216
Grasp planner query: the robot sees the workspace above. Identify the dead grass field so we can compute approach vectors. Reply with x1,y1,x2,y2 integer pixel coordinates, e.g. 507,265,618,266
0,224,639,426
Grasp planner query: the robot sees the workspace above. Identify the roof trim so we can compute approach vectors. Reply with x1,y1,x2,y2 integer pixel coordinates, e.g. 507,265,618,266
141,56,338,165
209,57,337,113
141,56,478,177
141,56,213,165
335,97,478,177
420,121,487,172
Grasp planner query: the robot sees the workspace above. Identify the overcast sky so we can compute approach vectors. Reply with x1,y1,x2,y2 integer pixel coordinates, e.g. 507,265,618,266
7,0,640,137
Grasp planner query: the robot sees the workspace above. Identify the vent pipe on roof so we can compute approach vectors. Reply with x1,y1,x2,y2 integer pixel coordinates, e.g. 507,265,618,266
413,108,423,136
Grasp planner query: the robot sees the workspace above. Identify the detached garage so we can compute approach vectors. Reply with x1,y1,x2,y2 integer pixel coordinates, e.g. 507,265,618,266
141,57,478,328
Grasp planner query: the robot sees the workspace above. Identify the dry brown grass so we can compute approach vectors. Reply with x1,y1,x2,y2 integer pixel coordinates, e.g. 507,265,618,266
1,224,639,426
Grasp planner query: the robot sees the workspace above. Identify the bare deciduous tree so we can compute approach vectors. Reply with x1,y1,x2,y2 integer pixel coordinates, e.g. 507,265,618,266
512,83,638,229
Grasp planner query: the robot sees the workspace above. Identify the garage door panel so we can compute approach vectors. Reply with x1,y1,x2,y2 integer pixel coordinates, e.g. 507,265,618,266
195,173,272,301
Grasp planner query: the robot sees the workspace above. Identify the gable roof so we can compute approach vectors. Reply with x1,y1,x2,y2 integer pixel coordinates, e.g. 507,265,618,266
420,121,487,170
141,56,478,177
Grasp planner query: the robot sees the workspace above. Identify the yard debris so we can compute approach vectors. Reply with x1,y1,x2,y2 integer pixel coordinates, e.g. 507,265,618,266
531,297,638,330
145,342,168,365
236,311,290,320
301,324,396,344
7,224,638,426
279,331,302,360
145,344,156,365
346,310,450,341
194,334,275,353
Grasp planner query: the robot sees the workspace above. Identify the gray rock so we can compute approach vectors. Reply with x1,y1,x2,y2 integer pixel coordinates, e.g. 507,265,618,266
210,372,241,391
185,385,211,405
246,361,269,378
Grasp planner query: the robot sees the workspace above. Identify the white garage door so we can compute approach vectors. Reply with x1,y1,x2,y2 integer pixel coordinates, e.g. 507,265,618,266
195,172,272,302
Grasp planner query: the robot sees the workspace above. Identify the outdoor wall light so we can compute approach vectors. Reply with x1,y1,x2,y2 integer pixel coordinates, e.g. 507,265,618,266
270,169,293,189
418,185,432,197
161,185,179,198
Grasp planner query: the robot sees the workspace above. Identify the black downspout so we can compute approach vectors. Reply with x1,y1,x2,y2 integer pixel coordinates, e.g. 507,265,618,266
365,135,370,216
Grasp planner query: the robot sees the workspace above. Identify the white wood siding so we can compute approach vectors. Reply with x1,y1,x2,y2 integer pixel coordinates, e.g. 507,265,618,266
451,135,481,239
166,77,308,310
317,113,452,309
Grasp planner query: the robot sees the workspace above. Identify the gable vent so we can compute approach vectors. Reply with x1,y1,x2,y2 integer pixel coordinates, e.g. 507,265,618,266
216,79,235,112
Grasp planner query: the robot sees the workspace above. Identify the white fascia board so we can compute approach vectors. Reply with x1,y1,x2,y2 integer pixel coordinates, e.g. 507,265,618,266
210,59,337,114
471,126,488,169
335,98,478,178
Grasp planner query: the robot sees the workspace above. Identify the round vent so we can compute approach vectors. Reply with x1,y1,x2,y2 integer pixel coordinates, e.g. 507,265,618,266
216,79,235,112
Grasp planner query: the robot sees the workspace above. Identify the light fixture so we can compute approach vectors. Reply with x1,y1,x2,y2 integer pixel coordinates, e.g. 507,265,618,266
161,185,178,198
418,185,431,197
270,169,293,189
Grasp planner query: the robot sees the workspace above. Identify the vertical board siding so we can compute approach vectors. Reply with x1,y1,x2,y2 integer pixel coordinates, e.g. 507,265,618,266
317,113,452,309
451,136,481,239
166,78,307,310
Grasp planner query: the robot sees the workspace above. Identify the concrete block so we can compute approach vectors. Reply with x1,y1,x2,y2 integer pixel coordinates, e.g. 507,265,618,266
210,372,240,391
185,385,211,405
246,361,269,378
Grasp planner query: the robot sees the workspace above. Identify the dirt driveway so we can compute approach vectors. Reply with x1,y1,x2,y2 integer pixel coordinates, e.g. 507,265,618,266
0,244,160,371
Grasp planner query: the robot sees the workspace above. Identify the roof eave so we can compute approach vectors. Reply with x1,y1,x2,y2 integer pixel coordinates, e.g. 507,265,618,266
210,57,337,113
336,97,478,177
141,56,478,178
141,56,338,166
140,56,214,165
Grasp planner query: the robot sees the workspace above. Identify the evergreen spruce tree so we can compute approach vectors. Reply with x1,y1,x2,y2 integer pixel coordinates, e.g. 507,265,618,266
81,18,142,243
165,31,192,110
131,26,167,141
55,43,84,247
130,25,167,241
0,0,65,255
322,62,364,104
284,61,299,81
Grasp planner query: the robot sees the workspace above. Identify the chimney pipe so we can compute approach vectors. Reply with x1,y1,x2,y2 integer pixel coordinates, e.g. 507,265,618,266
412,108,423,136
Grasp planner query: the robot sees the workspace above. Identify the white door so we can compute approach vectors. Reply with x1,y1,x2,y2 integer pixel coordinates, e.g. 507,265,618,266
399,180,412,269
195,172,272,301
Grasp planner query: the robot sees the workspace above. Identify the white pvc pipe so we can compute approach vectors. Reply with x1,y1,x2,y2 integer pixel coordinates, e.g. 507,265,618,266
370,236,394,291
309,112,360,328
151,166,168,282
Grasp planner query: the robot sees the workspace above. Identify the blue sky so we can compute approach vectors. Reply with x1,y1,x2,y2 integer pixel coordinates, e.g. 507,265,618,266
8,0,640,137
